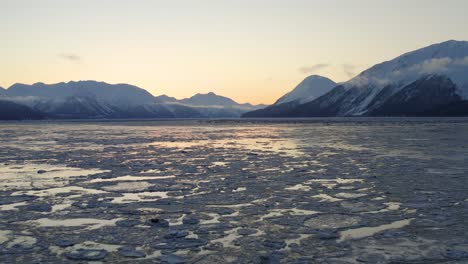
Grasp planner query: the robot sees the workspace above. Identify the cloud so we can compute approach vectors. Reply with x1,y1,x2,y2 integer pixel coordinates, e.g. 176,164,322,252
346,56,468,89
348,75,391,87
406,56,468,75
455,56,468,66
415,57,452,74
342,64,358,78
298,64,329,74
58,53,81,63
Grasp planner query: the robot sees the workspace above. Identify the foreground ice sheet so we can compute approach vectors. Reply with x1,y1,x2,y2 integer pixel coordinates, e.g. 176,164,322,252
0,118,467,263
0,163,108,191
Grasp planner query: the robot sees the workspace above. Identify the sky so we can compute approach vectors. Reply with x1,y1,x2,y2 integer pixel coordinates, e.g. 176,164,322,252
1,0,468,104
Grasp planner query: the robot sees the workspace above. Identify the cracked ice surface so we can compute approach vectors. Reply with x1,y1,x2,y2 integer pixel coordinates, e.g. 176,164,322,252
0,119,467,263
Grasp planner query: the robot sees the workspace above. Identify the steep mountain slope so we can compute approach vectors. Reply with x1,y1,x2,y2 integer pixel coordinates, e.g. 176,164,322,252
33,96,117,119
0,100,44,120
275,75,336,105
369,75,462,116
244,40,468,117
243,75,336,117
334,40,468,116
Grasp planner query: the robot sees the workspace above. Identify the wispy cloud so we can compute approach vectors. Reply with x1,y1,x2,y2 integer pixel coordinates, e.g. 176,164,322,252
407,56,468,74
411,57,452,73
342,64,358,78
348,56,468,88
298,63,329,74
456,56,468,66
58,53,82,63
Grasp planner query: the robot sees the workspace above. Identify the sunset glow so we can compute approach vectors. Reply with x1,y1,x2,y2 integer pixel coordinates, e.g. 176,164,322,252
2,0,468,104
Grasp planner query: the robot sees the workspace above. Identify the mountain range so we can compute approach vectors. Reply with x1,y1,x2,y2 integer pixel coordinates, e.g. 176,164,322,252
243,40,468,117
0,82,265,120
2,40,467,120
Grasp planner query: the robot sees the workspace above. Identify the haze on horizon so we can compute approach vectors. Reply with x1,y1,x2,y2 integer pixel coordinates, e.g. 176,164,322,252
2,0,468,104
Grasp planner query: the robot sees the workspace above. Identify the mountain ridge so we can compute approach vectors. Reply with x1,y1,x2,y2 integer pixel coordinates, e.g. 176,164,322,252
243,40,468,117
0,81,264,119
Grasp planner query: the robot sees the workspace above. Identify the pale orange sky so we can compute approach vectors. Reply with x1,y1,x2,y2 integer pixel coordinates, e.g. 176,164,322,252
1,0,468,104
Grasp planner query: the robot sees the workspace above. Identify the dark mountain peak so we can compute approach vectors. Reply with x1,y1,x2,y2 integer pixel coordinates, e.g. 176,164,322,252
182,92,238,107
192,91,221,98
65,80,144,90
434,39,468,46
8,83,30,89
67,80,101,86
154,94,178,103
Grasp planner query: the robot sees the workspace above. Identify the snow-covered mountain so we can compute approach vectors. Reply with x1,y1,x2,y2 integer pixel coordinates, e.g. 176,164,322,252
3,81,163,119
275,75,336,105
5,81,155,106
333,40,468,116
241,75,336,117
160,92,265,117
0,81,264,119
244,40,468,117
181,92,239,107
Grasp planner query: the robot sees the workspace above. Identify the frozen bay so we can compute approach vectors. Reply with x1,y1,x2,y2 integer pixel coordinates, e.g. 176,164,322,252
0,118,467,263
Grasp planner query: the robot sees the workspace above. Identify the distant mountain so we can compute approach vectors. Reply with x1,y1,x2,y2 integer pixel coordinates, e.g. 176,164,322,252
162,92,265,118
5,81,156,106
155,93,255,117
0,81,264,119
244,75,336,117
244,40,468,117
181,92,239,107
3,81,165,119
154,95,178,104
275,75,336,105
